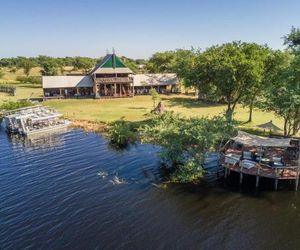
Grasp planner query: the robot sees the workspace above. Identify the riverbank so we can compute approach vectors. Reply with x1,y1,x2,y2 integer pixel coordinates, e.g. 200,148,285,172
70,119,107,134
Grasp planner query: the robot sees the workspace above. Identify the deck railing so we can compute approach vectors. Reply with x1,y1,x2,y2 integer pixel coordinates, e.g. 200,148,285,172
0,84,16,96
94,77,134,84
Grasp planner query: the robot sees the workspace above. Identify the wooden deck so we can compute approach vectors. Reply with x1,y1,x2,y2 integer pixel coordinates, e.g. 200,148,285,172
220,153,300,190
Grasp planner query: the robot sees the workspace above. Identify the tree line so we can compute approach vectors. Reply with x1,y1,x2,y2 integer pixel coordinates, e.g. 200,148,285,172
0,55,147,76
146,27,300,136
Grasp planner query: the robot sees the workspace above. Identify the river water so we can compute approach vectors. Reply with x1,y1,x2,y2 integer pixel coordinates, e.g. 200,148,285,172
1,129,300,249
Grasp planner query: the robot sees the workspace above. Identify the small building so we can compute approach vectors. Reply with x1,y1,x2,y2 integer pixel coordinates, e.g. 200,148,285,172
42,53,179,99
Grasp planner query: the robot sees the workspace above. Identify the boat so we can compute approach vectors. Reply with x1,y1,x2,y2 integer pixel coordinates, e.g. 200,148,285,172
220,131,300,190
2,106,71,136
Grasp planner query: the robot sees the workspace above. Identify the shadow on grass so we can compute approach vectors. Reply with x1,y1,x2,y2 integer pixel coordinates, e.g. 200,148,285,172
127,107,147,110
162,96,224,109
238,127,283,137
18,84,42,89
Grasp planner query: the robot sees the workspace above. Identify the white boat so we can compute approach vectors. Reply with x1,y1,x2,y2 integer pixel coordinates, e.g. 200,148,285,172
3,106,71,136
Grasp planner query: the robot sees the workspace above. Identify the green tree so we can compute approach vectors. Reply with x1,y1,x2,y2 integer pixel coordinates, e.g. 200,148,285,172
149,88,160,108
146,51,176,73
139,112,236,183
73,57,95,73
260,51,300,136
18,59,36,76
284,26,300,51
239,44,271,122
40,60,58,76
199,42,269,120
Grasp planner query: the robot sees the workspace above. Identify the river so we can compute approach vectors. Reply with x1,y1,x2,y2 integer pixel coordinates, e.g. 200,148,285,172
1,129,300,249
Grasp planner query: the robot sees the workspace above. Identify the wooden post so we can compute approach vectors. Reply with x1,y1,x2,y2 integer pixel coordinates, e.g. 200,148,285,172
274,179,278,191
114,83,117,97
132,83,134,96
296,147,300,191
275,168,279,191
295,168,300,191
59,88,63,96
256,167,260,188
104,84,107,96
240,166,243,185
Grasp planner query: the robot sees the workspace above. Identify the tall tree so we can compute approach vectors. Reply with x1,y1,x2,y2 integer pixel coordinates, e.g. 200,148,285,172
73,57,95,73
18,59,36,76
40,60,58,76
260,51,300,136
284,26,300,51
146,51,176,73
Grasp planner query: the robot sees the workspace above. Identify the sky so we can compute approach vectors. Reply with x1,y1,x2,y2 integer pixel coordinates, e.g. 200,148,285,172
0,0,300,59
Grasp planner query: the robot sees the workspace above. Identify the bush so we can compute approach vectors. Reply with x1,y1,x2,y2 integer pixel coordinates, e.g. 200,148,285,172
16,76,41,85
0,100,33,111
107,119,137,147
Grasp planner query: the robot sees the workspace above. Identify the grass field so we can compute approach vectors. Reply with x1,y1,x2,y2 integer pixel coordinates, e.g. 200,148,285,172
45,95,282,128
0,84,283,132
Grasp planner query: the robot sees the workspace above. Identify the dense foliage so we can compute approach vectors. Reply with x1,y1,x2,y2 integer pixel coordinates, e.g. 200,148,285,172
16,76,41,85
107,119,138,147
0,100,33,111
139,112,236,183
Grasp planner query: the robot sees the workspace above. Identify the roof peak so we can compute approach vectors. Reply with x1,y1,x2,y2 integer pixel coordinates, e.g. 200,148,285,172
89,53,133,75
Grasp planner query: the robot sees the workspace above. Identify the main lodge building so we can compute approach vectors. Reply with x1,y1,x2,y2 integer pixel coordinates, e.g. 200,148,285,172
42,53,179,99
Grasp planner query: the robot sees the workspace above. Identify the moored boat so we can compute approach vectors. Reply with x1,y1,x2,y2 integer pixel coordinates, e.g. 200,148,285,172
2,106,71,136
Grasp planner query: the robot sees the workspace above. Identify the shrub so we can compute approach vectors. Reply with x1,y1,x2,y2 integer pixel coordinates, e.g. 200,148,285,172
0,100,33,111
107,119,137,147
16,76,41,85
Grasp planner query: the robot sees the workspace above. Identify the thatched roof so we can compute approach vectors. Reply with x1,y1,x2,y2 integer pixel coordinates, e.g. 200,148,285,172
257,120,281,131
233,131,292,147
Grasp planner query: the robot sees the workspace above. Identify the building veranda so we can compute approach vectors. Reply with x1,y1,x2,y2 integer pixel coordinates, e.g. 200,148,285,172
42,53,179,99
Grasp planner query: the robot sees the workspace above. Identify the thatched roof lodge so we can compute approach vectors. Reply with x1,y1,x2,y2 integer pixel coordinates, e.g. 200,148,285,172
42,53,179,99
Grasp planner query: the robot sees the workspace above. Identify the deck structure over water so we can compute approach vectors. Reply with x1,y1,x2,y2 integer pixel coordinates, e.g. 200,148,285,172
220,131,300,190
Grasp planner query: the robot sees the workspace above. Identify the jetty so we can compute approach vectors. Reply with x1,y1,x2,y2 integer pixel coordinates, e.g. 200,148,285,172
2,106,70,136
220,131,300,190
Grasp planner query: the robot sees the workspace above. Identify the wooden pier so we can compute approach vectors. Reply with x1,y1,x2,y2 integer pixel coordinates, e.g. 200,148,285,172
221,154,300,190
221,131,300,191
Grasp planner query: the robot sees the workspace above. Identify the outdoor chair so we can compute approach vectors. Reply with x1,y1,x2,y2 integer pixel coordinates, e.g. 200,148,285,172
239,160,257,169
242,151,252,160
225,153,241,165
272,157,284,167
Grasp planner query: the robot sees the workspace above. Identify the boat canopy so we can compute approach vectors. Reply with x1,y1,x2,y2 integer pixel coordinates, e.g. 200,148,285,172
233,131,292,148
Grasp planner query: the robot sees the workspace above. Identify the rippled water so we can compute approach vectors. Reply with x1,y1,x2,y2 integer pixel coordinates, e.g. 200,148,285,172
1,129,300,249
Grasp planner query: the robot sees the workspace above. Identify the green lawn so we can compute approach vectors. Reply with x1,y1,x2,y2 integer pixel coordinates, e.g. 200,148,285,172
0,84,43,105
46,95,283,129
0,84,283,131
